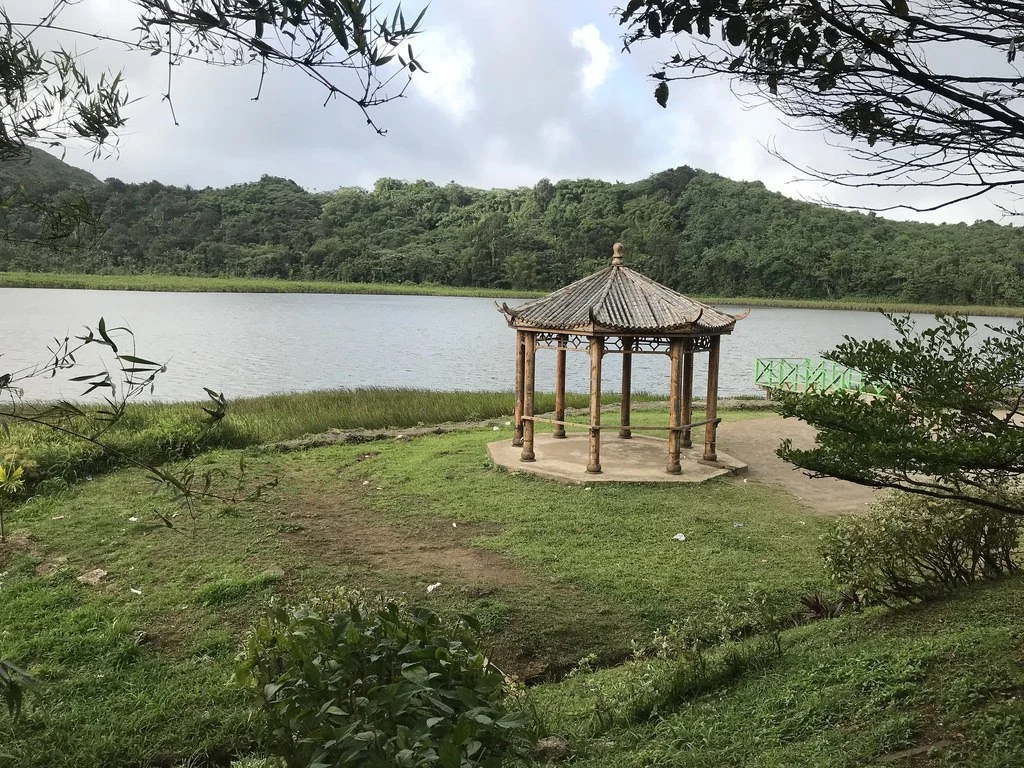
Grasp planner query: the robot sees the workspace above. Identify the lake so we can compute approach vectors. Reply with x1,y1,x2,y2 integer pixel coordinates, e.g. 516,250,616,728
1,287,1015,402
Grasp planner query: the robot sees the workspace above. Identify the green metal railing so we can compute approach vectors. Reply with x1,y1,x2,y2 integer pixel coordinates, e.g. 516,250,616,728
754,358,892,395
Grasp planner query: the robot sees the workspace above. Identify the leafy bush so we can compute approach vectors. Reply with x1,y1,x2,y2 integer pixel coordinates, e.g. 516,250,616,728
237,592,526,768
822,493,1021,604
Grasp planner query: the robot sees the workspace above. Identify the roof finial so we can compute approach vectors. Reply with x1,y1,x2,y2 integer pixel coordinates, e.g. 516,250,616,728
611,242,624,267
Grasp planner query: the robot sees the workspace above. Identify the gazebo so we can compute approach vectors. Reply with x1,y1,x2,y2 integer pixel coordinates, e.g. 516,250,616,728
497,243,742,476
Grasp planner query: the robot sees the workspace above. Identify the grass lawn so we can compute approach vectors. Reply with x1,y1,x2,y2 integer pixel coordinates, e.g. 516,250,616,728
0,410,831,767
534,577,1024,767
2,405,1022,768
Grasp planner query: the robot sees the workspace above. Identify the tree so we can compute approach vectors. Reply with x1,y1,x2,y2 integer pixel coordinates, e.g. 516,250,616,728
617,0,1024,214
776,314,1024,516
1,0,426,164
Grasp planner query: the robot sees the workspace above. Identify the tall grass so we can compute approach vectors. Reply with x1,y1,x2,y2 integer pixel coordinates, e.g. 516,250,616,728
0,272,542,299
3,388,598,484
700,294,1024,318
4,272,1023,316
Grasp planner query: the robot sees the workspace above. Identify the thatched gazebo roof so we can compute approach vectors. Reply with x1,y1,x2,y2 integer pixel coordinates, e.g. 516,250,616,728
499,244,737,335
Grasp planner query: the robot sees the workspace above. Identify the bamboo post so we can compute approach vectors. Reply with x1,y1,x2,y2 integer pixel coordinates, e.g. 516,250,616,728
619,337,633,439
553,334,567,439
512,330,525,447
682,343,694,449
703,335,721,462
667,339,683,474
521,331,537,462
587,336,604,473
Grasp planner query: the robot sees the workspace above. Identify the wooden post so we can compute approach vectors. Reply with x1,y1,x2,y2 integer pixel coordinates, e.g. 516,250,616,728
513,330,525,447
682,344,694,449
667,339,683,474
553,334,567,438
619,337,633,439
521,332,537,462
704,335,721,463
587,336,604,473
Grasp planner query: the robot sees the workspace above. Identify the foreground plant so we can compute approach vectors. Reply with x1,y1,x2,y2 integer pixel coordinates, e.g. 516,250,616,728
778,314,1024,516
0,460,23,541
822,493,1021,605
238,592,527,767
0,318,274,718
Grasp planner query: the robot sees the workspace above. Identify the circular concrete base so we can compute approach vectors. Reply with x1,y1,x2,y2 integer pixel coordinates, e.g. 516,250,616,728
487,433,747,484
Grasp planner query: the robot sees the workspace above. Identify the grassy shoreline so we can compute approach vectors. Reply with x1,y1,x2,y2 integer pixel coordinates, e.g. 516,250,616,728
3,270,1023,316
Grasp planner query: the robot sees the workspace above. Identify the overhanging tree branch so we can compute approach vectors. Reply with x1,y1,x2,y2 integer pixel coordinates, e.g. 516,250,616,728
618,0,1024,213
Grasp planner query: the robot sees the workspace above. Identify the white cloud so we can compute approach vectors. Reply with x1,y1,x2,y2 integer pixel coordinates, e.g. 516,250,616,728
540,121,572,155
11,0,1011,224
410,27,477,121
570,24,614,93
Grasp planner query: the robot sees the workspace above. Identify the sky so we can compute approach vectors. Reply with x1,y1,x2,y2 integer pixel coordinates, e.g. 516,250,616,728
12,0,1013,225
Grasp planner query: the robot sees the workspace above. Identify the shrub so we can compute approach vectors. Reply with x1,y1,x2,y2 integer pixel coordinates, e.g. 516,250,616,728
821,493,1022,604
237,592,526,768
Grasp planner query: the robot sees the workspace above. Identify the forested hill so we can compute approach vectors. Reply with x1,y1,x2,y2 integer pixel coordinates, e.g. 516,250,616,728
2,151,1022,305
0,148,102,195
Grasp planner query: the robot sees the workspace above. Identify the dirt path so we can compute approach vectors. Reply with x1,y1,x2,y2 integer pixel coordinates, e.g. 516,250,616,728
719,415,881,516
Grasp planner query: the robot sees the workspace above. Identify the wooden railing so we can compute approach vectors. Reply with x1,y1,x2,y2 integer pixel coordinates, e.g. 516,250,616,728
521,416,721,432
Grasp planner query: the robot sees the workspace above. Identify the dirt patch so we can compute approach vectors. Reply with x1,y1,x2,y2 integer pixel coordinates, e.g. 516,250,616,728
0,533,35,568
277,477,634,680
288,483,527,591
719,415,880,516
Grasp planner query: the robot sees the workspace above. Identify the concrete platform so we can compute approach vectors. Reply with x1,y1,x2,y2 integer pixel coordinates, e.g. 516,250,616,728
487,433,747,484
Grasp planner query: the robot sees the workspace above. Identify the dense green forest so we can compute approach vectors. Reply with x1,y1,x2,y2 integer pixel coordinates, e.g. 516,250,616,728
2,149,1023,305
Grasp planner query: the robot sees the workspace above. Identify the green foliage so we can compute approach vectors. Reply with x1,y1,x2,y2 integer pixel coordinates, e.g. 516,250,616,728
822,494,1022,605
237,592,526,768
0,459,24,542
5,388,594,488
5,157,1024,306
778,315,1024,514
0,660,32,720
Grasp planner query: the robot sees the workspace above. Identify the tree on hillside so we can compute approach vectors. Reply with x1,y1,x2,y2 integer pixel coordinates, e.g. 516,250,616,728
618,0,1024,214
1,0,426,165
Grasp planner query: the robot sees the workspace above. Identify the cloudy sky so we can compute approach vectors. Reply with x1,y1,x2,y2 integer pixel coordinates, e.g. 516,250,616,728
13,0,1011,224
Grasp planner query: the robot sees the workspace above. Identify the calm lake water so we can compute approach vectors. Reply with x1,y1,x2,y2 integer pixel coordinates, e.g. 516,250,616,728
1,287,1016,402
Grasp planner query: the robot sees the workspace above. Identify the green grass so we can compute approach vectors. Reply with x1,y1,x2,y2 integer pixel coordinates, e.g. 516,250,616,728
6,388,607,485
695,295,1024,317
3,402,1023,768
533,577,1024,767
0,410,833,767
0,271,542,298
3,271,1023,316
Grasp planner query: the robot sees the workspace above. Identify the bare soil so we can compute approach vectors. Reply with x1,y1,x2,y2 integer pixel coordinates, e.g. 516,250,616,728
719,415,880,516
293,482,528,589
281,475,630,679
